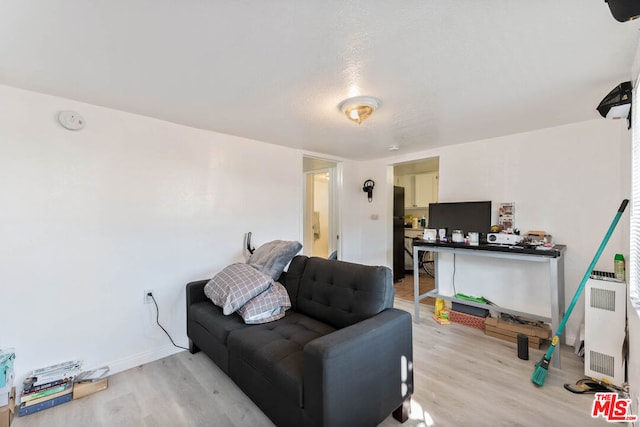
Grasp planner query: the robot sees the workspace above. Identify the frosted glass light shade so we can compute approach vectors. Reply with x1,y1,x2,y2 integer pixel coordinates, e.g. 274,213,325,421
338,96,381,124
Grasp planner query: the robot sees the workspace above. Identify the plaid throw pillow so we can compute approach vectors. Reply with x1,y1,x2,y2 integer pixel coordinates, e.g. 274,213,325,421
238,282,291,324
204,263,273,315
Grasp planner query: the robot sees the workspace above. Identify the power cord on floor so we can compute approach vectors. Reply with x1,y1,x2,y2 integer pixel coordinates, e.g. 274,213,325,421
149,293,189,350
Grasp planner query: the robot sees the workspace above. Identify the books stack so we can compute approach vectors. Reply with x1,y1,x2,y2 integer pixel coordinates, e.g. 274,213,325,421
18,361,81,417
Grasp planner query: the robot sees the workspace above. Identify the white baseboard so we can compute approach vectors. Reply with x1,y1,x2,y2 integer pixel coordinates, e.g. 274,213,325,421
105,344,186,376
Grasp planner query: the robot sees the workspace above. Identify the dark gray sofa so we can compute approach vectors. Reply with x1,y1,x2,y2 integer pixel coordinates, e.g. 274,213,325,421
186,255,413,427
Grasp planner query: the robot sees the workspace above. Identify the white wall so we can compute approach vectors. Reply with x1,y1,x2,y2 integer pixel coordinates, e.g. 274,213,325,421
0,85,304,380
354,119,631,343
339,160,391,265
1,82,632,385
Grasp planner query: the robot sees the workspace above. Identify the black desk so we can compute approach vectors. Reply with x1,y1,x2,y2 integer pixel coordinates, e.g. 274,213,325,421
413,241,566,368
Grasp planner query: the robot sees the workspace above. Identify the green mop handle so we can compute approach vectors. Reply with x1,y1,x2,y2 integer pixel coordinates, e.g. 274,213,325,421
544,199,629,358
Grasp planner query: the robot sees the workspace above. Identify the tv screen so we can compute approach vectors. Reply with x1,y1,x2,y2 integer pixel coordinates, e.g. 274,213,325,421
428,201,492,236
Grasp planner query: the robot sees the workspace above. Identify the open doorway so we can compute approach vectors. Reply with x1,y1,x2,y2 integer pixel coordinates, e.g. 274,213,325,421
303,157,340,259
392,157,439,301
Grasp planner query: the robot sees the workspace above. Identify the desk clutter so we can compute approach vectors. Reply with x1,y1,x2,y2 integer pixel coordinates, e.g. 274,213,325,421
425,228,554,249
0,352,110,424
421,201,556,249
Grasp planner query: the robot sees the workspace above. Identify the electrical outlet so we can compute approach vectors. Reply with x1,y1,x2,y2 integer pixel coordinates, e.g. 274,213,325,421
144,289,154,304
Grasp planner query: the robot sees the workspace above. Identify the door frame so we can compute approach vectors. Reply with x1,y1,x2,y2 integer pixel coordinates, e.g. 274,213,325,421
302,155,342,259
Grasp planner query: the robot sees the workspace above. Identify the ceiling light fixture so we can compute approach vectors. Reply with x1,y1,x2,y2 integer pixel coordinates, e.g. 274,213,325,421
338,96,381,124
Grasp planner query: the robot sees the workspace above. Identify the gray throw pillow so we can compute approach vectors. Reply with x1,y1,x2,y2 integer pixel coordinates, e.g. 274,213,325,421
238,282,291,324
204,263,273,315
247,240,302,280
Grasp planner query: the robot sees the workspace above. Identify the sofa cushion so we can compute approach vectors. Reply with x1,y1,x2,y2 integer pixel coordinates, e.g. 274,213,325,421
189,300,249,344
228,312,336,407
294,257,394,329
247,240,302,280
204,263,273,315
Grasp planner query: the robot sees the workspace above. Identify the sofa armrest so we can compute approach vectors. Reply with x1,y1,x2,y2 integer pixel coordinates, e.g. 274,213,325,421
303,308,413,426
186,279,210,354
186,279,209,307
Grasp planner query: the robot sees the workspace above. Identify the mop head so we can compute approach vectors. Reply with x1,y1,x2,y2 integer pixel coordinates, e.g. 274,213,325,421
531,357,550,386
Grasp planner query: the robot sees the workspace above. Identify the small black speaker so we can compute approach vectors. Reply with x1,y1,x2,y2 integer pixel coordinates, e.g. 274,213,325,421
517,333,529,360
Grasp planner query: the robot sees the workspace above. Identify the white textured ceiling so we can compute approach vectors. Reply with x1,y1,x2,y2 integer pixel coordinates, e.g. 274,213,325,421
1,1,639,160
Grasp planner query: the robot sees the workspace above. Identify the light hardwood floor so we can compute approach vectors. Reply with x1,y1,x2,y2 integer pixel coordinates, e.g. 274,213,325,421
13,298,607,427
394,272,436,306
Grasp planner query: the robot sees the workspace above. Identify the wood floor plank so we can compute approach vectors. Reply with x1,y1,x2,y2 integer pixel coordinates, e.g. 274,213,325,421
13,298,608,426
394,272,436,306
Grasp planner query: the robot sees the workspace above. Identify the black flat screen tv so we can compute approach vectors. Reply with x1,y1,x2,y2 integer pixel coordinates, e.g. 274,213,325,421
428,201,492,237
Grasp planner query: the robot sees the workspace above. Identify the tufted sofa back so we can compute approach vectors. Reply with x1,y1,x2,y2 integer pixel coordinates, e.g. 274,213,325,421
283,255,394,329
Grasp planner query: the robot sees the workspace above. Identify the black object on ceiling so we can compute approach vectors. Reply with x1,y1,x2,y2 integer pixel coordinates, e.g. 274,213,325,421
606,0,640,22
597,81,632,129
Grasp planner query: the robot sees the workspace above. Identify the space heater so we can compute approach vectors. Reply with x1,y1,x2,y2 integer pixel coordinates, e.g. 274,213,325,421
584,271,627,386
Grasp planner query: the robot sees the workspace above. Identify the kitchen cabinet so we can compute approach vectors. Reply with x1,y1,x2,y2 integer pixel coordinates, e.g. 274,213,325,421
395,172,438,208
395,175,414,208
414,173,438,207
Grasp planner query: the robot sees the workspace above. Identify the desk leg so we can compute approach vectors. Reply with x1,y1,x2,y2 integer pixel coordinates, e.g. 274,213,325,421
413,245,421,324
550,256,565,369
433,251,439,299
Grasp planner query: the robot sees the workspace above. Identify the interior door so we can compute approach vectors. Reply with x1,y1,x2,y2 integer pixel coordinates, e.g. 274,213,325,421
303,157,340,258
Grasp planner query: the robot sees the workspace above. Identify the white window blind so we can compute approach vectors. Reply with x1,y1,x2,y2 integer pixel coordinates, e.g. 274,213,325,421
631,82,640,300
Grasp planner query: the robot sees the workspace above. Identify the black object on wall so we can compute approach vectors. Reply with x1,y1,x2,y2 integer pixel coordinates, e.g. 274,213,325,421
606,0,640,22
597,81,632,129
363,179,375,202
